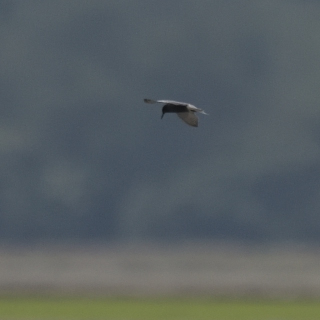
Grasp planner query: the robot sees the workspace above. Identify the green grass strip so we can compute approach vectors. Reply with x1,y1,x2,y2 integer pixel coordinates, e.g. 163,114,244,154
0,296,319,320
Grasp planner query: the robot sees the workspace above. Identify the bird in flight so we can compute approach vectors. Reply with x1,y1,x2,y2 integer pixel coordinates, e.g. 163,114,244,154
144,99,208,127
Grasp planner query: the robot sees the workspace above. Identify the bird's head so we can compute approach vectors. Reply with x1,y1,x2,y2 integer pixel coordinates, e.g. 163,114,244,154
161,106,168,119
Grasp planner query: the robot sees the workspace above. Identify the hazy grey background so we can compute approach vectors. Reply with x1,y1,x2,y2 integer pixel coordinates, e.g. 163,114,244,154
1,244,320,297
1,1,320,244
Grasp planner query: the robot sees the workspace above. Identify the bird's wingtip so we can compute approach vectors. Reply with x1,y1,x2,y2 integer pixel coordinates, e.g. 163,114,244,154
144,98,156,104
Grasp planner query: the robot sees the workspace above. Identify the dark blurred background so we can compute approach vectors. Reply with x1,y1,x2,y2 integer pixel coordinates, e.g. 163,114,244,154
1,0,320,245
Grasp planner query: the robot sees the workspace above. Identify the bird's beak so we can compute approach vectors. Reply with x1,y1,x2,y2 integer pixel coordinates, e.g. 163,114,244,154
161,113,164,119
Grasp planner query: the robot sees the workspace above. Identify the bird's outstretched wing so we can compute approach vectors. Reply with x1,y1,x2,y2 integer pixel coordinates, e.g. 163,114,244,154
144,99,188,106
177,112,198,127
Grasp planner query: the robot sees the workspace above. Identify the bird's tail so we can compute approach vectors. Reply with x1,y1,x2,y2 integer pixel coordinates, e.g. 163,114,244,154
144,98,157,104
199,110,209,115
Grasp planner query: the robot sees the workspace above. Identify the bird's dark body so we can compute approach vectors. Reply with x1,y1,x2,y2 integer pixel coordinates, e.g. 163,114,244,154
162,104,189,114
